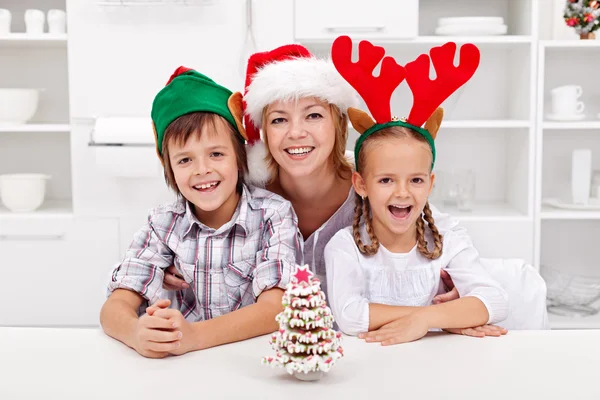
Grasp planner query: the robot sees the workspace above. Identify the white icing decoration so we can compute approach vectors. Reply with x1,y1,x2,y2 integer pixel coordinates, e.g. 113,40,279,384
262,264,344,375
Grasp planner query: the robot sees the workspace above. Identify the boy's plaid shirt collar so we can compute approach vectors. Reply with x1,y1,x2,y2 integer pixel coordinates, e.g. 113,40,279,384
180,185,251,238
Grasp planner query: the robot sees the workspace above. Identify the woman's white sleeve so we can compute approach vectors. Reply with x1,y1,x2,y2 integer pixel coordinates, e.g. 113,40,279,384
324,231,370,336
444,228,509,325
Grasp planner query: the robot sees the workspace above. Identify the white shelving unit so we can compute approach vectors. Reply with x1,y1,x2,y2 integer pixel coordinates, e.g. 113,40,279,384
535,36,600,329
0,0,73,225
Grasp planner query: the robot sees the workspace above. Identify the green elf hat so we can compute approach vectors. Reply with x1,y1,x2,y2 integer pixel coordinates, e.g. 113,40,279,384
331,36,480,171
151,66,248,161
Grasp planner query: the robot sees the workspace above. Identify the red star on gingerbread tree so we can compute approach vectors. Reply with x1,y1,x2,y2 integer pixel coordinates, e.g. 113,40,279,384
293,265,312,284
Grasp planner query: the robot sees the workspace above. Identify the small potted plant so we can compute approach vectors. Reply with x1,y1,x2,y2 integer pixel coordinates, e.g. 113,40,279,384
564,0,600,39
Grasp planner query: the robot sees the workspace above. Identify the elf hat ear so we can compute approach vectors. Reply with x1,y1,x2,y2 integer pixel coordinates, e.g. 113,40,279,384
227,92,248,141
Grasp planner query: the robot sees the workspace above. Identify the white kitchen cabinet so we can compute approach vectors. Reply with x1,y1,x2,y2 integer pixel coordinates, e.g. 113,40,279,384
0,217,120,327
294,0,418,41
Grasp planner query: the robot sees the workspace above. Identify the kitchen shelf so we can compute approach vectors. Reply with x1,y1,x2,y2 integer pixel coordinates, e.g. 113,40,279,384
303,36,533,47
0,34,68,48
442,120,531,129
0,124,71,133
0,200,73,219
543,121,600,130
437,202,529,222
540,206,600,220
0,200,74,239
541,40,600,49
349,120,531,132
549,311,600,329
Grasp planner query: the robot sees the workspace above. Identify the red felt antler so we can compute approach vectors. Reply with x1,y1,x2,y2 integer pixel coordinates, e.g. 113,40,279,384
331,35,405,123
405,42,480,127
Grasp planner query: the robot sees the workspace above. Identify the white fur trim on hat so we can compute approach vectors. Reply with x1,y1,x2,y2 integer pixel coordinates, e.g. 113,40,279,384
245,141,271,187
244,57,359,129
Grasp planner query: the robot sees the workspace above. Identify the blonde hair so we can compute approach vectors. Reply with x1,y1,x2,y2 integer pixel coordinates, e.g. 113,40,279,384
352,126,443,259
162,112,248,195
260,103,353,183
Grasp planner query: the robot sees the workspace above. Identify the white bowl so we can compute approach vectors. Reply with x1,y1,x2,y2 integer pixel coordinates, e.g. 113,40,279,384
0,89,40,125
0,173,51,212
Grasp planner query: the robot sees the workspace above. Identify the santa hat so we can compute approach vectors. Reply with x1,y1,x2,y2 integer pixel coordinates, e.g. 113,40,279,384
243,43,359,186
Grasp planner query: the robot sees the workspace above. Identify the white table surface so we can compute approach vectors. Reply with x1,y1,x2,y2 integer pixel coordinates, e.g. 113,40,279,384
0,328,598,399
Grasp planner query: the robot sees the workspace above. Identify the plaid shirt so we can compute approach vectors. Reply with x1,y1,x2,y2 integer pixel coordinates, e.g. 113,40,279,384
107,185,302,321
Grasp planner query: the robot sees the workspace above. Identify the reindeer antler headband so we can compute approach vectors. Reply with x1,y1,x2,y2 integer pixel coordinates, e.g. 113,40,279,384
331,36,480,171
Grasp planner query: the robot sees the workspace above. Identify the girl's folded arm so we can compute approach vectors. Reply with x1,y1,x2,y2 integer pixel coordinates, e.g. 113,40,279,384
324,231,420,335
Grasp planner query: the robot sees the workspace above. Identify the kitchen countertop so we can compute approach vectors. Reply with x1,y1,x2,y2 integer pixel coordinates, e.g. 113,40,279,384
1,327,598,399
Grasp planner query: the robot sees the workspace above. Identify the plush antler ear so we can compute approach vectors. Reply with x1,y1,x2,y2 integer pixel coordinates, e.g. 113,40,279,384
227,92,248,141
424,107,444,139
331,35,405,123
348,107,376,134
405,42,480,127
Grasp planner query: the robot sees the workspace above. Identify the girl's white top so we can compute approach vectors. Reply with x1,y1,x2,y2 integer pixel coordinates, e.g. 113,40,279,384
304,186,462,299
324,224,509,335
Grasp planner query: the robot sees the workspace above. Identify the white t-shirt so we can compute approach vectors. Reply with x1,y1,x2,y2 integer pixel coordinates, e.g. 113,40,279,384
324,224,509,335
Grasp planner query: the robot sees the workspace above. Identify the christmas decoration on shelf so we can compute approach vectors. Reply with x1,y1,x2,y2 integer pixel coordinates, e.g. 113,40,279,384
564,0,600,39
262,264,344,382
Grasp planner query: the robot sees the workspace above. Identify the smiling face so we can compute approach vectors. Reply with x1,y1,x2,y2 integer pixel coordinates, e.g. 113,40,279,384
263,97,338,180
353,127,435,247
163,113,244,228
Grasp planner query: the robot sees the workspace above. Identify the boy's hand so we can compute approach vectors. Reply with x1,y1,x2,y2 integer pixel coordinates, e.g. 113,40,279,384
132,300,182,358
358,313,429,346
444,325,508,338
162,266,189,291
150,307,196,356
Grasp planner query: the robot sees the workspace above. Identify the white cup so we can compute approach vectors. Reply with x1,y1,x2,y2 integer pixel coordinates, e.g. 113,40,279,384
0,9,11,35
551,85,584,116
47,9,66,34
25,9,45,35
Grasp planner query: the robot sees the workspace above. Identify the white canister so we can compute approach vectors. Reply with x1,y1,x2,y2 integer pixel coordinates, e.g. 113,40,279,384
47,9,66,34
24,9,45,35
0,9,11,35
572,149,592,205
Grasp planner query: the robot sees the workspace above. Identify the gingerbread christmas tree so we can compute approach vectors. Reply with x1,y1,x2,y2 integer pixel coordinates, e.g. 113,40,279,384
262,265,344,381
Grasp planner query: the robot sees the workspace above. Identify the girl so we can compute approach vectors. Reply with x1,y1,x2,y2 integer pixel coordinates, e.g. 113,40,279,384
324,36,509,345
100,67,302,358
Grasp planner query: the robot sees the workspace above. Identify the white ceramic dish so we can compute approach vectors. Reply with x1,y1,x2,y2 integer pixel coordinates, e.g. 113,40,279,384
543,197,600,210
546,113,586,121
0,173,51,212
435,24,507,36
438,16,504,26
0,88,40,125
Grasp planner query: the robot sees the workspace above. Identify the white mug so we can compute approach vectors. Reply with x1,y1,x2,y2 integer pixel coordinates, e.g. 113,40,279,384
551,85,585,116
47,9,66,34
25,9,45,35
551,85,583,98
0,9,11,35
